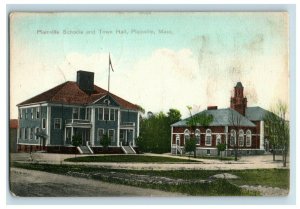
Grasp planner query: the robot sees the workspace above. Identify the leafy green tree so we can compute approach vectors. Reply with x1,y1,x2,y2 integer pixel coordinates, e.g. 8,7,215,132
185,137,196,159
71,134,82,158
137,108,181,154
100,134,111,152
217,143,226,160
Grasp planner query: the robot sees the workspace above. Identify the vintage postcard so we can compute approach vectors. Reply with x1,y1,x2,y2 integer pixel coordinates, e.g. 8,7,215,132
9,12,290,197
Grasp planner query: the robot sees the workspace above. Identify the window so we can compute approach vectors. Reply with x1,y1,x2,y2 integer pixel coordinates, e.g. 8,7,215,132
104,108,109,121
110,109,115,121
205,129,212,146
66,128,72,144
184,129,190,144
108,129,115,142
246,130,252,147
195,129,201,145
31,108,34,119
19,109,22,119
35,127,40,140
72,108,79,119
25,109,28,119
24,128,28,139
85,108,91,120
98,129,104,142
36,107,40,119
42,118,46,129
54,118,62,129
98,108,103,120
207,149,211,155
216,134,221,145
20,128,24,139
230,129,236,146
30,128,34,139
238,130,244,147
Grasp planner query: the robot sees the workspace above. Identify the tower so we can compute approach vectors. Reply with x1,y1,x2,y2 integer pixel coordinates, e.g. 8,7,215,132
230,82,247,115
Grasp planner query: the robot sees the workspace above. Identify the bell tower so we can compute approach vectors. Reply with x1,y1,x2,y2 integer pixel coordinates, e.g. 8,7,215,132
230,82,247,115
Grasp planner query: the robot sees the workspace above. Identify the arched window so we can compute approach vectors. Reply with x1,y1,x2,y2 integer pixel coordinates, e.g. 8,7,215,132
195,129,201,145
230,129,236,146
205,129,212,146
246,130,252,147
184,129,190,144
216,134,221,145
238,130,244,147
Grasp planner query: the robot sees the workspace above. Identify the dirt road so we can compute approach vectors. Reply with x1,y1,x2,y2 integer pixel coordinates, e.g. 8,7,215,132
9,167,185,197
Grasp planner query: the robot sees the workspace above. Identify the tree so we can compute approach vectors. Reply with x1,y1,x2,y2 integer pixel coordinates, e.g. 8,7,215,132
167,108,182,124
229,109,242,161
100,134,111,152
217,143,226,160
264,101,289,167
186,106,214,158
185,137,196,159
137,108,181,154
71,134,82,158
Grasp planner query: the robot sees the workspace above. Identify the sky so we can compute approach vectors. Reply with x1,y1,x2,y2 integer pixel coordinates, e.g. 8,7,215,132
10,12,289,118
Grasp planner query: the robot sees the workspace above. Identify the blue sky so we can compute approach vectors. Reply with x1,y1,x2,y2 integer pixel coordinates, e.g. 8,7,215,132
10,12,289,118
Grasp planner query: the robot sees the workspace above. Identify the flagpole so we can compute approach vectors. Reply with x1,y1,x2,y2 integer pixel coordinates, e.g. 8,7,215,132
108,53,110,94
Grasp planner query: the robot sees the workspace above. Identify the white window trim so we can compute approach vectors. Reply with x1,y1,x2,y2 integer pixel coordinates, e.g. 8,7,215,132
104,108,110,121
25,109,28,119
42,118,46,129
72,107,80,119
35,127,40,140
205,129,212,146
108,129,115,142
29,128,34,140
230,129,236,146
54,118,62,129
216,134,221,145
246,130,252,147
98,108,104,120
238,130,244,147
184,129,190,144
85,108,91,120
97,128,105,142
27,128,30,140
195,129,201,145
36,107,40,119
21,128,25,139
110,109,115,121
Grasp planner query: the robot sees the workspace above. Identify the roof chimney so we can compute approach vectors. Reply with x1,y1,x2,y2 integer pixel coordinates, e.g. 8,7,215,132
207,106,218,110
76,70,94,95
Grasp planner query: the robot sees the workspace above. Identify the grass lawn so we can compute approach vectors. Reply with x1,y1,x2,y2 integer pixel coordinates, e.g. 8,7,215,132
64,155,201,163
12,162,289,196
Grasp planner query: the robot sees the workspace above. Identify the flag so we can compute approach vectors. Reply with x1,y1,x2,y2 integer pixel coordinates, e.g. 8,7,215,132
109,54,114,72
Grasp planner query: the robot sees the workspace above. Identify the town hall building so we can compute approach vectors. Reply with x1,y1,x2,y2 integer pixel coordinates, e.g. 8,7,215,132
17,70,140,154
171,82,271,156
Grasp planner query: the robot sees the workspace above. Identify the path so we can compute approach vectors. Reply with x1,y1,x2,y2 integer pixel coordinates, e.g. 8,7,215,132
10,153,289,170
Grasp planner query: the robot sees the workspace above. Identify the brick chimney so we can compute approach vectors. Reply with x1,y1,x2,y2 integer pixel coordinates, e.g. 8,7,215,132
207,106,218,110
76,70,94,95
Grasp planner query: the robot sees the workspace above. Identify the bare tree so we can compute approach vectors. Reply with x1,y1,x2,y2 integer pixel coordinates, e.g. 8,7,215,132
264,101,289,167
229,109,243,161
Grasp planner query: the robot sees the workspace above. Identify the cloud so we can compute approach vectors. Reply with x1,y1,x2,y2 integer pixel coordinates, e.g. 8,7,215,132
10,48,289,119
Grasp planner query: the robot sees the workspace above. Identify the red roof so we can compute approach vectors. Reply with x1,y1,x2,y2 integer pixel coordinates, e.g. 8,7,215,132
10,119,18,129
18,81,139,111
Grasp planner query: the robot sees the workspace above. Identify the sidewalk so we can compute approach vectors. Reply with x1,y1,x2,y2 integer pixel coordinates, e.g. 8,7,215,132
10,152,289,170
